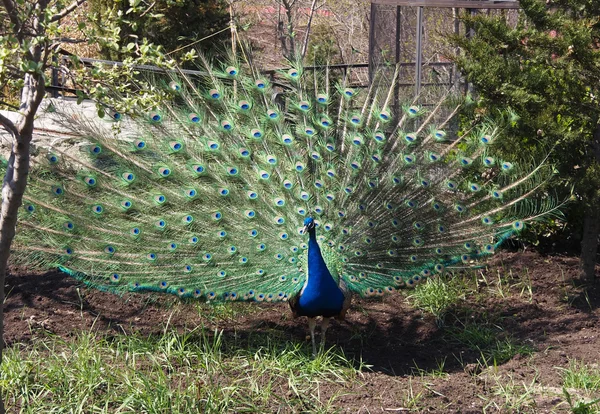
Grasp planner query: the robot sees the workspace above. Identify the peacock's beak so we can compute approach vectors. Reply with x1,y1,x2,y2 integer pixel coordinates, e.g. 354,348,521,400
301,225,308,235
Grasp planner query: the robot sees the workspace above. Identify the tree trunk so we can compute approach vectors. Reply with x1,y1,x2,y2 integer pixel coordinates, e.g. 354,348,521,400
0,73,45,414
580,203,600,281
278,0,297,60
579,122,600,281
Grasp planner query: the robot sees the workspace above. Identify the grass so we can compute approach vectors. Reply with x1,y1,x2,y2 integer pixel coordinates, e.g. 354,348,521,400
193,301,261,328
447,322,534,368
559,360,600,392
411,358,448,379
1,326,364,413
4,259,593,412
479,373,539,413
476,267,535,303
557,360,600,413
562,388,600,414
408,267,535,326
407,266,538,373
408,270,535,369
407,273,470,325
401,378,425,411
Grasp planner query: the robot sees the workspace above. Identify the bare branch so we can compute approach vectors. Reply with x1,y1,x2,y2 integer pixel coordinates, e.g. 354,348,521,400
0,100,20,111
139,1,156,18
301,0,319,58
49,0,86,23
40,42,52,71
2,64,22,77
278,0,296,59
335,36,346,64
1,0,21,34
51,37,87,44
0,112,19,140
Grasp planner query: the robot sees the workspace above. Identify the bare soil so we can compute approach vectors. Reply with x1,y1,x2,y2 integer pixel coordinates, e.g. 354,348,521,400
5,250,600,413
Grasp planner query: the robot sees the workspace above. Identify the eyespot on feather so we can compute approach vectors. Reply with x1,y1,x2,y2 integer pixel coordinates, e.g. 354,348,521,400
298,100,310,111
316,93,328,104
379,109,391,121
208,89,221,99
434,130,446,140
169,141,183,152
121,172,135,183
238,100,251,111
149,111,162,122
157,167,171,177
87,144,102,156
287,68,299,78
225,66,238,77
84,176,97,187
120,200,133,210
407,105,420,116
254,78,268,89
220,120,233,131
207,140,220,151
133,139,146,150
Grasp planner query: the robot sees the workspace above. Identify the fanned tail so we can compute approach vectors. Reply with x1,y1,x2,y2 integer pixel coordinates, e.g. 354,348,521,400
7,43,561,302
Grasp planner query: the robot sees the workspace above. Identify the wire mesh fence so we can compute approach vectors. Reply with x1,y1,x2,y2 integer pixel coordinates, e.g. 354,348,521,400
369,0,520,109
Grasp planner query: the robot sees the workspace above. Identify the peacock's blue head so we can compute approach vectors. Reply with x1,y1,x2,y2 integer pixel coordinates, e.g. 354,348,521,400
302,217,315,235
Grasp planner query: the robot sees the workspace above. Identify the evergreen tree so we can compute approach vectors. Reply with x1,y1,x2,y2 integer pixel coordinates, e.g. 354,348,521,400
451,0,600,279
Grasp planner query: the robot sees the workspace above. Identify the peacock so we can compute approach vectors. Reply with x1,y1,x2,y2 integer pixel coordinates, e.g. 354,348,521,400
5,47,558,355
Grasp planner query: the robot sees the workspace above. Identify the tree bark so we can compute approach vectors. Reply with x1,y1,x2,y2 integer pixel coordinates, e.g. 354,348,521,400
0,72,45,414
580,204,600,281
278,0,297,60
300,0,319,58
579,122,600,281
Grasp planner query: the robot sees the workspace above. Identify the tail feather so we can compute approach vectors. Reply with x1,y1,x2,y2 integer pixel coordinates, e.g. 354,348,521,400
8,45,560,302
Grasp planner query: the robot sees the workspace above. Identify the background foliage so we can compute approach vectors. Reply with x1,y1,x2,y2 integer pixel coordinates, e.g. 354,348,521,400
88,0,230,62
450,0,600,258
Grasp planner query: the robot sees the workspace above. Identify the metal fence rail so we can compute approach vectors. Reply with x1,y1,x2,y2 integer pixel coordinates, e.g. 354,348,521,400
48,55,458,100
48,55,374,98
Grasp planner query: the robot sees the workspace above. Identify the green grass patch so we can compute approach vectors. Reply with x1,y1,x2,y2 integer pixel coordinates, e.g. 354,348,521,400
557,360,600,413
559,360,600,392
407,273,471,325
481,373,539,413
2,327,365,413
562,388,600,414
447,323,534,368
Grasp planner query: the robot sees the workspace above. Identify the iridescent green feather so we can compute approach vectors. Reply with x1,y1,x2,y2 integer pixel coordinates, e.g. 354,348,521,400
6,46,562,304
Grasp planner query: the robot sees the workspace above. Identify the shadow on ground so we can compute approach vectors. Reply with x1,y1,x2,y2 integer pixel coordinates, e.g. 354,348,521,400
4,250,600,379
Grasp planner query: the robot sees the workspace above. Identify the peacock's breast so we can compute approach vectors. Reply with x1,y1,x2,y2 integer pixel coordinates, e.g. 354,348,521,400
296,279,346,318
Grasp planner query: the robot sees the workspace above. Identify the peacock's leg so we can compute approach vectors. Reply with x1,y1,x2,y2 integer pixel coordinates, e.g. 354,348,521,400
320,317,331,350
308,317,317,356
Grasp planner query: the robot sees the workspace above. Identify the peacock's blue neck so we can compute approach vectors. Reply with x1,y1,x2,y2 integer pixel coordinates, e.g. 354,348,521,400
297,221,345,317
307,227,330,283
